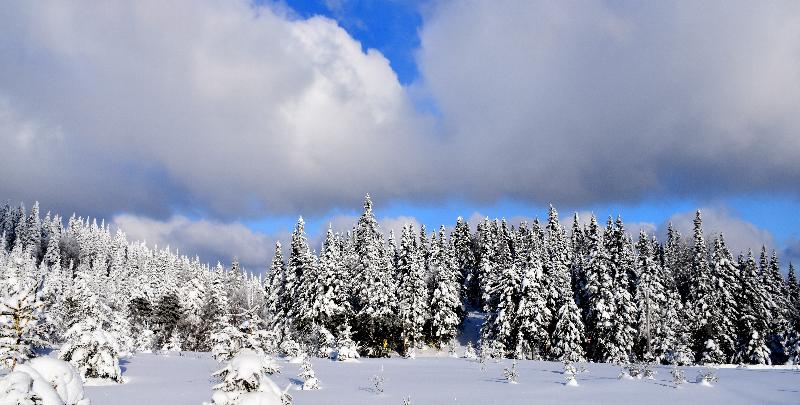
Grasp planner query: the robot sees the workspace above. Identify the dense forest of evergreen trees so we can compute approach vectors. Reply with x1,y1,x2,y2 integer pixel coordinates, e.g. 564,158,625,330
2,196,800,370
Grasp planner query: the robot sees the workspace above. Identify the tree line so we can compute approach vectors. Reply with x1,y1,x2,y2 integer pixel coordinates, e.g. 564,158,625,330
1,196,799,369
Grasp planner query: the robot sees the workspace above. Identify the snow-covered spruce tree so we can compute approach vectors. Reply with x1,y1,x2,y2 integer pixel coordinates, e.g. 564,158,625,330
289,217,320,337
664,223,690,303
298,356,320,390
0,246,44,371
352,195,396,356
265,242,285,332
514,228,550,360
583,216,617,363
476,218,498,315
570,213,589,325
544,206,573,336
428,226,461,348
604,217,637,365
686,210,724,365
734,251,771,365
396,224,428,354
59,271,122,382
634,231,663,363
763,250,789,363
333,324,360,361
154,292,182,348
452,217,479,310
315,226,352,343
550,294,586,363
709,235,740,361
786,263,800,363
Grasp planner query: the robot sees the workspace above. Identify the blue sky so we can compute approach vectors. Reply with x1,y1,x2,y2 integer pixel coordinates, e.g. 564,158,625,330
2,0,800,270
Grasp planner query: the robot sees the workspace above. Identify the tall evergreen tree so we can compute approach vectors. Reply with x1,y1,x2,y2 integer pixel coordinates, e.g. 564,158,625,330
396,224,427,353
735,251,771,364
428,226,461,347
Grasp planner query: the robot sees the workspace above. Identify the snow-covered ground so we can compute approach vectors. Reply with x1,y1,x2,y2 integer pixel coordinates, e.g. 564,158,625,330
80,351,800,404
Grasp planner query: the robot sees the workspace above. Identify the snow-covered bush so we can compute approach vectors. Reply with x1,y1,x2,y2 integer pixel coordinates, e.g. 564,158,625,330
0,370,59,405
298,357,319,390
205,349,288,405
59,318,123,383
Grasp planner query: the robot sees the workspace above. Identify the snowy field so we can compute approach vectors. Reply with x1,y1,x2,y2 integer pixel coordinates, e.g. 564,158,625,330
81,352,800,405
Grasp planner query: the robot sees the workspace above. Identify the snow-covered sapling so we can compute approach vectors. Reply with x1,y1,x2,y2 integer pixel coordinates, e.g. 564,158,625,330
402,395,412,405
563,359,578,387
333,325,360,362
299,357,319,390
206,349,288,405
695,368,718,386
641,363,655,380
371,366,385,394
670,364,686,387
59,318,123,383
447,340,458,358
503,360,518,384
478,351,487,371
464,342,477,360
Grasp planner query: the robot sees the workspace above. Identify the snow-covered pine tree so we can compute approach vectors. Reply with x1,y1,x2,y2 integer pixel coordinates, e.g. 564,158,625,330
634,230,665,363
315,226,351,342
298,356,320,390
481,220,519,357
763,250,789,363
396,224,428,354
428,226,461,347
786,263,800,363
514,224,550,360
59,271,122,382
544,206,573,334
664,223,689,302
583,216,617,363
265,242,285,332
550,294,586,363
0,247,44,370
686,210,724,365
734,251,771,365
352,195,395,356
709,235,740,361
286,217,317,336
452,217,478,309
605,217,636,365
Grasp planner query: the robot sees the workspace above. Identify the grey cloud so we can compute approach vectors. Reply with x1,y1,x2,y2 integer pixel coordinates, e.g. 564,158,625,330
2,0,800,226
417,0,800,206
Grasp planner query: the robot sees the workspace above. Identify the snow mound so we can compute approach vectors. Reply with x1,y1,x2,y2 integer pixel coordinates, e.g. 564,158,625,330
1,359,89,405
23,357,90,405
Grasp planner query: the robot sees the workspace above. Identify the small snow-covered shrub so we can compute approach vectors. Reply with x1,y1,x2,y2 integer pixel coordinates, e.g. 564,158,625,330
162,329,182,353
59,318,122,383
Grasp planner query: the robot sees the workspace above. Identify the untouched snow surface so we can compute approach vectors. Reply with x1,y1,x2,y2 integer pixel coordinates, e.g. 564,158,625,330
79,352,800,404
